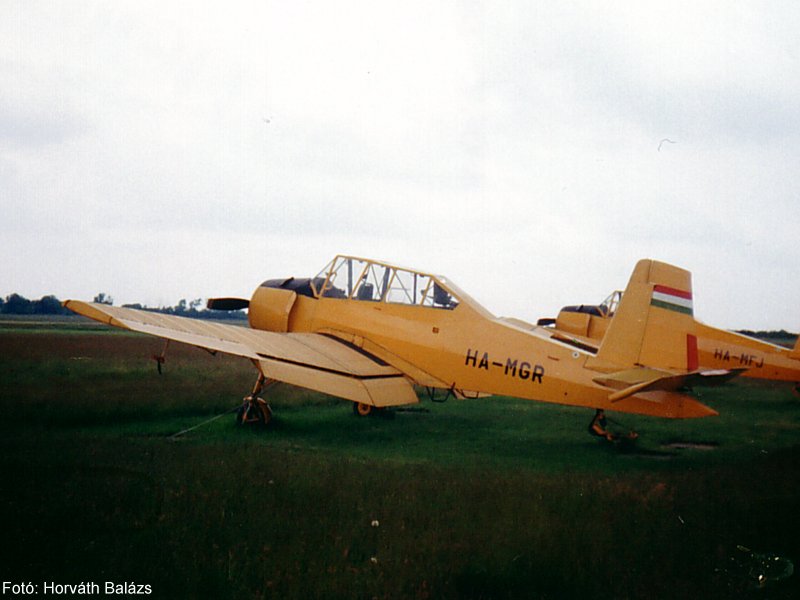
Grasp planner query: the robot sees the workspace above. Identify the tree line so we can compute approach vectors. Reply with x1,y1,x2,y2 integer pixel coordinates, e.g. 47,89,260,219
1,293,795,338
0,293,246,320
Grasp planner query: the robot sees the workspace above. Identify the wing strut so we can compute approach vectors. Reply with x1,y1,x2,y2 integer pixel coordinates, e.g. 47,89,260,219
425,385,453,403
152,340,170,375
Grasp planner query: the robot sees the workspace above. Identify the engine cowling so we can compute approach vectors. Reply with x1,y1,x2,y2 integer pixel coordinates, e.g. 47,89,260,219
248,286,297,332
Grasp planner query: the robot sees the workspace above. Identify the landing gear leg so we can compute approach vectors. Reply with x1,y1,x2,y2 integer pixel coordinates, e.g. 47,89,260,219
236,372,273,427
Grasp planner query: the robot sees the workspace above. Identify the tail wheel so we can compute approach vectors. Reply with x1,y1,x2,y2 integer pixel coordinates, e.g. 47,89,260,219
237,396,272,427
353,402,374,417
587,408,638,442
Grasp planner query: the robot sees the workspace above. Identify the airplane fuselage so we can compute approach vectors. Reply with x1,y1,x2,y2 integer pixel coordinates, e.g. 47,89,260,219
695,322,800,382
247,281,709,418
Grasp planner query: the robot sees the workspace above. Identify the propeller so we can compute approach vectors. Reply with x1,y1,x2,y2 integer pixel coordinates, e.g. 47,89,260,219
206,297,250,311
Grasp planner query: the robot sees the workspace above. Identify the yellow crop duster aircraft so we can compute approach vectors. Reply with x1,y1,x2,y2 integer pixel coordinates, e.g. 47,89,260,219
64,255,733,435
537,259,800,390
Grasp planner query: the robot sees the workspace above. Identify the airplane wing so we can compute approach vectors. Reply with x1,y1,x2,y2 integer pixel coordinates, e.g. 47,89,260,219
63,300,419,408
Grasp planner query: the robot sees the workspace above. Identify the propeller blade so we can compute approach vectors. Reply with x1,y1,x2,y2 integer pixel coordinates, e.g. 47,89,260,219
206,297,250,311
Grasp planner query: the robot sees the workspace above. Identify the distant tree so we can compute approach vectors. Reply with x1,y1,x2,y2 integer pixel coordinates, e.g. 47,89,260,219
93,293,113,305
94,296,247,321
34,295,65,314
736,329,797,348
4,293,33,314
0,293,249,319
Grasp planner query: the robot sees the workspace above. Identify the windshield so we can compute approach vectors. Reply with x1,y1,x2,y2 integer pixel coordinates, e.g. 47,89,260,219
312,256,459,309
599,290,623,316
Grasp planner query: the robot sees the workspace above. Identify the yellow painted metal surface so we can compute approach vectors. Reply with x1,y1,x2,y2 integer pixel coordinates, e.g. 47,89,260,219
541,260,800,384
694,322,800,382
248,287,296,332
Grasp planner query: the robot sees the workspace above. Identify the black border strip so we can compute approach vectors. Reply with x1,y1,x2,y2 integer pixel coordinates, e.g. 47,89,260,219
255,352,404,381
318,333,391,366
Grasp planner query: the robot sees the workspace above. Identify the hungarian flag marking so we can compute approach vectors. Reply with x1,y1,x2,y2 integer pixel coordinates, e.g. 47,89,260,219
651,284,693,315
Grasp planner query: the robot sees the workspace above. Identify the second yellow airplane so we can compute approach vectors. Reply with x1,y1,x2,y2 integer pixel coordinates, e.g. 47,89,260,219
537,260,800,389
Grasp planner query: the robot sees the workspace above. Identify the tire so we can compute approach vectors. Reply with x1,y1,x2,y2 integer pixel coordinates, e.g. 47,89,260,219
236,398,272,427
353,402,374,417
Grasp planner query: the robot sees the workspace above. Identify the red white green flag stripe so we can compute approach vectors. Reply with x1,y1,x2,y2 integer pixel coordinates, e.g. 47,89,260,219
651,284,693,315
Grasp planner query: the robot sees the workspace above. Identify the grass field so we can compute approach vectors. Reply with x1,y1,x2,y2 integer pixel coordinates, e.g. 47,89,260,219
1,320,798,599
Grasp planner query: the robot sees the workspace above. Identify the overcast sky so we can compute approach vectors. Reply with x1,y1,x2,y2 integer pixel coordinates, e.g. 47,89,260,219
2,1,799,330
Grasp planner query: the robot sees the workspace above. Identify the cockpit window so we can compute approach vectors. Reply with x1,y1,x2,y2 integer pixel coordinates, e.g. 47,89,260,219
313,256,458,309
599,290,623,317
429,282,458,309
313,256,363,298
354,262,389,301
384,269,422,304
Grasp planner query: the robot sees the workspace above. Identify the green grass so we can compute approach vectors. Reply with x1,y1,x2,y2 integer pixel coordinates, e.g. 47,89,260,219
1,327,798,599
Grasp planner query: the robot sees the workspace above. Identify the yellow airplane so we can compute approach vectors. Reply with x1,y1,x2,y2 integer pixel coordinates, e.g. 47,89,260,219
64,255,732,436
536,259,800,389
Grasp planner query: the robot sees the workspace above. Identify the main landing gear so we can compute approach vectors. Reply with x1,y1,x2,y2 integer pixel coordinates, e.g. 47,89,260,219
236,373,274,427
588,409,638,442
352,402,389,417
352,402,375,417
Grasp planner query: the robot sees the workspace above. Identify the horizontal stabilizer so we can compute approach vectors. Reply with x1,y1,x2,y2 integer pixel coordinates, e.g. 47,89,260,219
595,367,741,401
594,368,688,401
593,367,731,417
207,297,250,311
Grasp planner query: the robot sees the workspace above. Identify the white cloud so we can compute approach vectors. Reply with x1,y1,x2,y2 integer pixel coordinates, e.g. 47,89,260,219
1,1,798,330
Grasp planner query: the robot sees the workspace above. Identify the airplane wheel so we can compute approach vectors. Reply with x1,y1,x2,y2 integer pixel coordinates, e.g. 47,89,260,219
353,402,374,417
237,397,272,427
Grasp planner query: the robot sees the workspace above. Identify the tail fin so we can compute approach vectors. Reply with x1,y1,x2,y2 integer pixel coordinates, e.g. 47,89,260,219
791,336,800,361
588,259,698,372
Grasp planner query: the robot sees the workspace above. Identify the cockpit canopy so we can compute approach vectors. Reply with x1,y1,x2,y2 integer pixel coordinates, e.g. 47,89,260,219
308,255,460,309
560,290,622,318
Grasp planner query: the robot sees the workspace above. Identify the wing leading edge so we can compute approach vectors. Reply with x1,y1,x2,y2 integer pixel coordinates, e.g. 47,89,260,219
63,300,418,408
